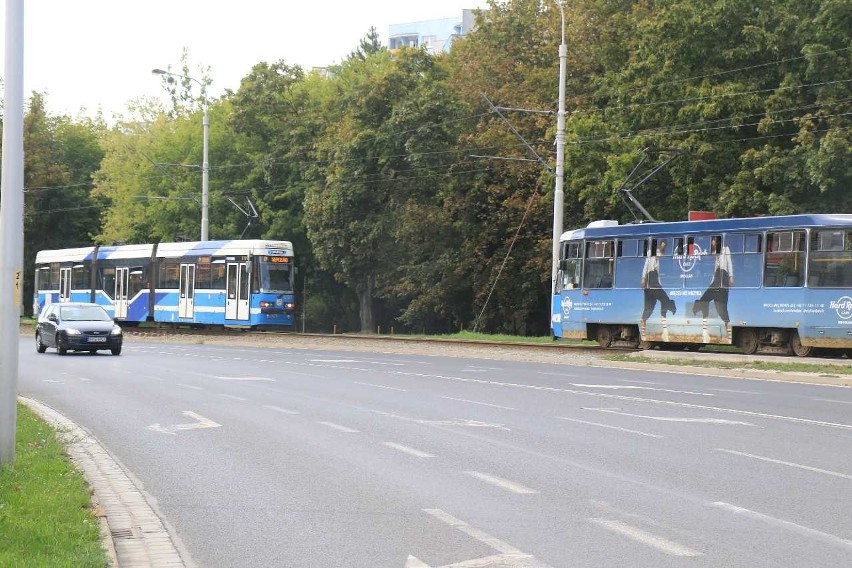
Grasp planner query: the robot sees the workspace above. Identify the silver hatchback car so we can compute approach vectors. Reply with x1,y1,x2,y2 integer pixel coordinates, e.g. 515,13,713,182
36,302,123,355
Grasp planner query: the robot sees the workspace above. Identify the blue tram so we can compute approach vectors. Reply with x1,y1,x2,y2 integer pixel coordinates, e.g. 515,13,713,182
34,239,296,329
551,214,852,356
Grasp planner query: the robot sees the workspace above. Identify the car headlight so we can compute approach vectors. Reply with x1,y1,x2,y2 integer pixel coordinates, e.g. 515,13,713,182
110,325,122,336
65,328,81,335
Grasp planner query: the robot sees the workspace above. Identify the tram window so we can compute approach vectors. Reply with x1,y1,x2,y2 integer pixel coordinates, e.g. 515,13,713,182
159,261,179,289
260,263,293,292
673,237,685,256
36,267,52,291
100,267,116,299
618,239,641,257
210,262,226,289
726,234,744,254
808,230,852,288
559,241,583,289
743,234,762,253
196,263,211,289
49,264,60,289
584,240,614,289
72,265,90,289
764,231,805,287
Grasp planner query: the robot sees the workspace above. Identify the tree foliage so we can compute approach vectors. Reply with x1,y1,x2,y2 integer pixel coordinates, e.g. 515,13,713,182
16,0,852,333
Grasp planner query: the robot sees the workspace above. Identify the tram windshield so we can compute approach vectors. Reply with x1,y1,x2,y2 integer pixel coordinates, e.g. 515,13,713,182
258,259,293,292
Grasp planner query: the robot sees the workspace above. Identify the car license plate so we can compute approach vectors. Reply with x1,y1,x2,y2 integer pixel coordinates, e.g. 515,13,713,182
88,336,107,343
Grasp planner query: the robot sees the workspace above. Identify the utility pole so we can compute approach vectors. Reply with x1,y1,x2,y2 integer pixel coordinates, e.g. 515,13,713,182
0,0,25,466
551,0,568,293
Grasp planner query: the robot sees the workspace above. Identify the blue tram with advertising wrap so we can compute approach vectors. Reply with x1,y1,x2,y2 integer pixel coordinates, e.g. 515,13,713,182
551,214,852,356
34,239,296,329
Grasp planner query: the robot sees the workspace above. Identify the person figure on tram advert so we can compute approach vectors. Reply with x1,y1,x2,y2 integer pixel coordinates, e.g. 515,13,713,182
693,235,733,340
640,239,676,340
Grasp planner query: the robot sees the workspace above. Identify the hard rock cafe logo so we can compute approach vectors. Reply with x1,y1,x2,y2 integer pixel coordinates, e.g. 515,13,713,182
830,296,852,320
561,296,573,318
676,244,704,273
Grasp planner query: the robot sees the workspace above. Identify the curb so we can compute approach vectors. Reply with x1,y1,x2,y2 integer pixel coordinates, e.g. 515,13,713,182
20,397,192,568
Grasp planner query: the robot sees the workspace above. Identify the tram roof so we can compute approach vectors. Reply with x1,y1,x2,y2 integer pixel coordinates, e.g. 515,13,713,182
559,214,852,242
35,239,294,264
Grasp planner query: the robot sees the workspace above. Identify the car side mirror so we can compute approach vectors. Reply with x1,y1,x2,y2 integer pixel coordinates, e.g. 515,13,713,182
48,314,58,323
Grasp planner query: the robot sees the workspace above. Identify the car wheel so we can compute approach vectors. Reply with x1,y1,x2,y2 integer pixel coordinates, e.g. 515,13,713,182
111,346,122,356
56,334,67,355
35,332,47,353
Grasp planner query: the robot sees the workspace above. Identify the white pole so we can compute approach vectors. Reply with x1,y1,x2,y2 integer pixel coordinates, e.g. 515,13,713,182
551,1,567,293
201,97,209,241
0,0,25,465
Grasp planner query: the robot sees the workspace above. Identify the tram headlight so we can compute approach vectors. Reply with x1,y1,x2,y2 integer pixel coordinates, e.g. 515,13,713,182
284,303,295,311
259,301,274,308
110,325,122,336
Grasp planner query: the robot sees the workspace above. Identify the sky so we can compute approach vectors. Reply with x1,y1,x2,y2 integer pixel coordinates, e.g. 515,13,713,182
1,0,488,122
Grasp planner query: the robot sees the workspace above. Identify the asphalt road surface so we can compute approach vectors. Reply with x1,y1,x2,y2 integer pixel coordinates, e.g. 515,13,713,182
18,337,852,567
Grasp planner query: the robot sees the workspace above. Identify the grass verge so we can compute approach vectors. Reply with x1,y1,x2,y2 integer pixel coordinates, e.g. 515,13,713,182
604,353,852,378
0,403,107,568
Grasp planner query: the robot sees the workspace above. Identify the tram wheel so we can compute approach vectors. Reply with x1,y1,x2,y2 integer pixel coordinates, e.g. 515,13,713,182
789,331,813,358
596,325,614,348
738,328,759,355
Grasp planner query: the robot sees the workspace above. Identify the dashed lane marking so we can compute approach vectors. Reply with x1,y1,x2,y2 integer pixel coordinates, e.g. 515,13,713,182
590,518,702,557
463,471,539,494
715,448,852,480
557,416,663,438
439,396,515,410
382,442,435,458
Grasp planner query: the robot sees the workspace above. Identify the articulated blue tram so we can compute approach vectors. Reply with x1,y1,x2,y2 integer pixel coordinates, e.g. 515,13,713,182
551,214,852,356
34,239,296,329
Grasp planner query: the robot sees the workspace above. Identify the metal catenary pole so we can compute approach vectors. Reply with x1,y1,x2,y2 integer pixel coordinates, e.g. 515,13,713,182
551,1,568,293
0,0,25,465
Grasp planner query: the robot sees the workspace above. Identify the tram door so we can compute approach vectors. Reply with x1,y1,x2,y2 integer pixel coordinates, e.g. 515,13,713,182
59,267,72,302
179,263,195,318
114,267,129,319
225,262,249,321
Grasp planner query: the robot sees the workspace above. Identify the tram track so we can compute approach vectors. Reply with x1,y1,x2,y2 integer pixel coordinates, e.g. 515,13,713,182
123,326,620,356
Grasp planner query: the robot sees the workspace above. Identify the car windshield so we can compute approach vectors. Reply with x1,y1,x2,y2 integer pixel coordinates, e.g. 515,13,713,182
60,305,112,322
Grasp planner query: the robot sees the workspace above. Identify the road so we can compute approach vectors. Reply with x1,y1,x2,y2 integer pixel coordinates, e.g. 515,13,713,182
17,337,852,567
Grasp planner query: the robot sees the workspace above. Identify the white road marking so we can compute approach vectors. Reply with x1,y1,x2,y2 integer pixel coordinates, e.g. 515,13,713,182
367,409,510,430
147,411,222,435
217,394,247,402
712,502,852,550
618,379,661,385
213,376,275,382
709,388,760,394
571,384,713,396
317,421,359,433
78,378,92,382
811,397,852,405
309,359,360,363
440,396,515,410
463,471,539,494
382,442,435,458
557,416,663,438
43,379,64,383
715,448,852,480
351,381,407,392
263,405,300,415
177,383,203,390
423,509,525,554
590,519,702,557
587,408,754,426
386,370,852,431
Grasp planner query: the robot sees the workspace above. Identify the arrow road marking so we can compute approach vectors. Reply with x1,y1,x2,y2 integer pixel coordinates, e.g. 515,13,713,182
405,509,553,567
147,411,222,435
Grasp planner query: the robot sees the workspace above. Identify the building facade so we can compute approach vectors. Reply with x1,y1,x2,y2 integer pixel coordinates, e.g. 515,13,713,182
388,9,478,54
